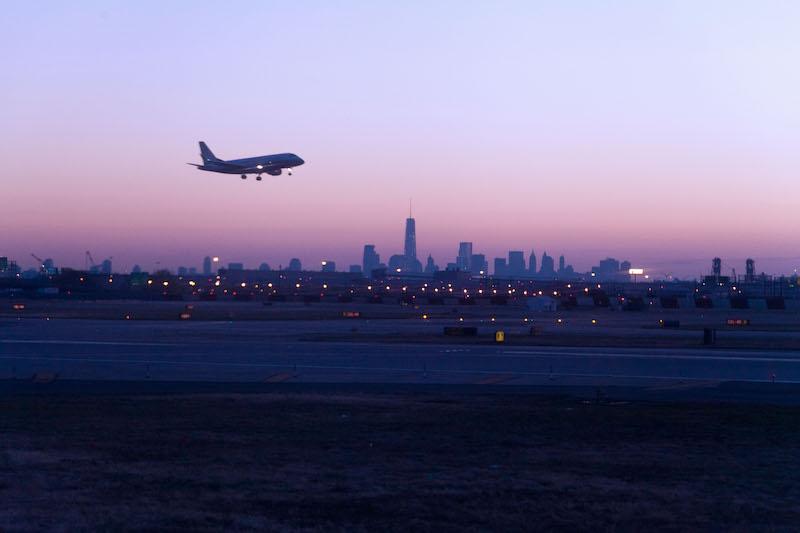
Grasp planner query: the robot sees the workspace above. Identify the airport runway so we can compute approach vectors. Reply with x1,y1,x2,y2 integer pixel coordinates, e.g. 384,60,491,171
2,318,800,387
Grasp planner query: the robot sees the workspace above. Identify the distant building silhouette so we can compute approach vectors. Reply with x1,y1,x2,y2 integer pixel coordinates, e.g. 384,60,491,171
539,252,555,276
470,254,487,274
202,256,212,275
528,250,537,275
746,258,755,282
389,254,422,273
258,262,271,271
404,218,417,260
558,255,565,273
178,266,188,276
494,257,507,277
594,257,619,275
457,242,472,271
349,264,362,274
508,251,526,277
424,255,439,274
131,264,142,274
362,245,380,277
228,262,244,271
591,257,630,280
101,259,112,275
712,257,722,278
389,215,422,273
321,260,336,272
287,258,302,271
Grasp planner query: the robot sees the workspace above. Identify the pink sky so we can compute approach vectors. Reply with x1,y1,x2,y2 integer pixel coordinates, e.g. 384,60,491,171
2,2,799,277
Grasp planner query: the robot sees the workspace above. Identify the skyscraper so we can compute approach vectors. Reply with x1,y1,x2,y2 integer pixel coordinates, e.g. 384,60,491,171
494,257,507,277
390,214,422,273
202,256,212,275
362,245,380,277
457,242,473,271
745,258,755,282
404,217,417,260
470,254,487,274
539,252,555,276
528,250,537,275
592,258,621,279
424,255,439,274
558,255,565,273
508,251,525,277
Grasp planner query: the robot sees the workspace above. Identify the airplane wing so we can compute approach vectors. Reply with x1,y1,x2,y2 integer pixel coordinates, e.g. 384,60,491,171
188,160,246,170
211,161,245,169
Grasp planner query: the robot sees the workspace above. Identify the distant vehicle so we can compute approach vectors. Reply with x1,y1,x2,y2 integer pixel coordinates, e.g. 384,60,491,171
188,142,304,181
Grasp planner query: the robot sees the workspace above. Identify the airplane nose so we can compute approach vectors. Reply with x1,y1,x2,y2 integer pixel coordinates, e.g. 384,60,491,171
296,156,305,166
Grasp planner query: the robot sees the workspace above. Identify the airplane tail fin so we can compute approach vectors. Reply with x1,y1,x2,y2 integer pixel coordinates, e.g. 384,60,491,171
199,141,221,163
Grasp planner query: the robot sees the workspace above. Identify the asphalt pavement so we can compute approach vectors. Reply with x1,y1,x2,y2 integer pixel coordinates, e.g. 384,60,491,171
2,318,799,388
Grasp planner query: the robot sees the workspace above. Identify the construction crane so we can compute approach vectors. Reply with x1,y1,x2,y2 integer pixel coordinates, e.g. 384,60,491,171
31,253,46,272
85,251,114,273
85,251,97,271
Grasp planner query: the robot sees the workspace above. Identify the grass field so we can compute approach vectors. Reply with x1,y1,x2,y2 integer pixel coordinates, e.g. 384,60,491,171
2,391,799,531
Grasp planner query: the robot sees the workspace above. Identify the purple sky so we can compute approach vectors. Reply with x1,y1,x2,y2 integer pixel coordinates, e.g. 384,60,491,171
2,2,799,277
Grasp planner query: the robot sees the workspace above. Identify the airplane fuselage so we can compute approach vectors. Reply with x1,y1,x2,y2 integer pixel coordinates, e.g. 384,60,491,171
191,142,304,179
198,153,304,174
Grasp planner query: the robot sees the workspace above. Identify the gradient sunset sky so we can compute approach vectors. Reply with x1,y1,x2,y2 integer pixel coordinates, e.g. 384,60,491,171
2,1,798,277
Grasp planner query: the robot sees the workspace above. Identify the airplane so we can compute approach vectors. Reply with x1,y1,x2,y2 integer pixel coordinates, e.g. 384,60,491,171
188,142,304,181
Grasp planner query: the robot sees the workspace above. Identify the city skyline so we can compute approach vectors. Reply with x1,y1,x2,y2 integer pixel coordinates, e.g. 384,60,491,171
3,210,795,279
2,3,799,276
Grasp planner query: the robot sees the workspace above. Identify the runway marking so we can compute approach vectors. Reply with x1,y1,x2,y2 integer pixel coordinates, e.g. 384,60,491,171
648,380,720,391
500,350,800,363
0,340,180,347
322,341,800,359
1,355,798,384
4,342,800,365
474,374,518,385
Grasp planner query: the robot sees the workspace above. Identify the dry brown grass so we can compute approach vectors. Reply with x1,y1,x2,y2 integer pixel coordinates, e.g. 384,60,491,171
2,392,799,531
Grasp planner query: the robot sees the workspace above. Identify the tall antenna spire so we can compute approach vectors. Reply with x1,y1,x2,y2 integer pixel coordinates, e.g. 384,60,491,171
409,198,412,219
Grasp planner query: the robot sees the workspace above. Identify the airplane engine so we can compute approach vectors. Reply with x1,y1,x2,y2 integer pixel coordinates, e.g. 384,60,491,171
267,169,282,176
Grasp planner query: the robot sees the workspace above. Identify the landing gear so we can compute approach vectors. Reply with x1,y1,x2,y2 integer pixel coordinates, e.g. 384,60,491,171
241,174,247,180
256,175,262,181
288,168,293,176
